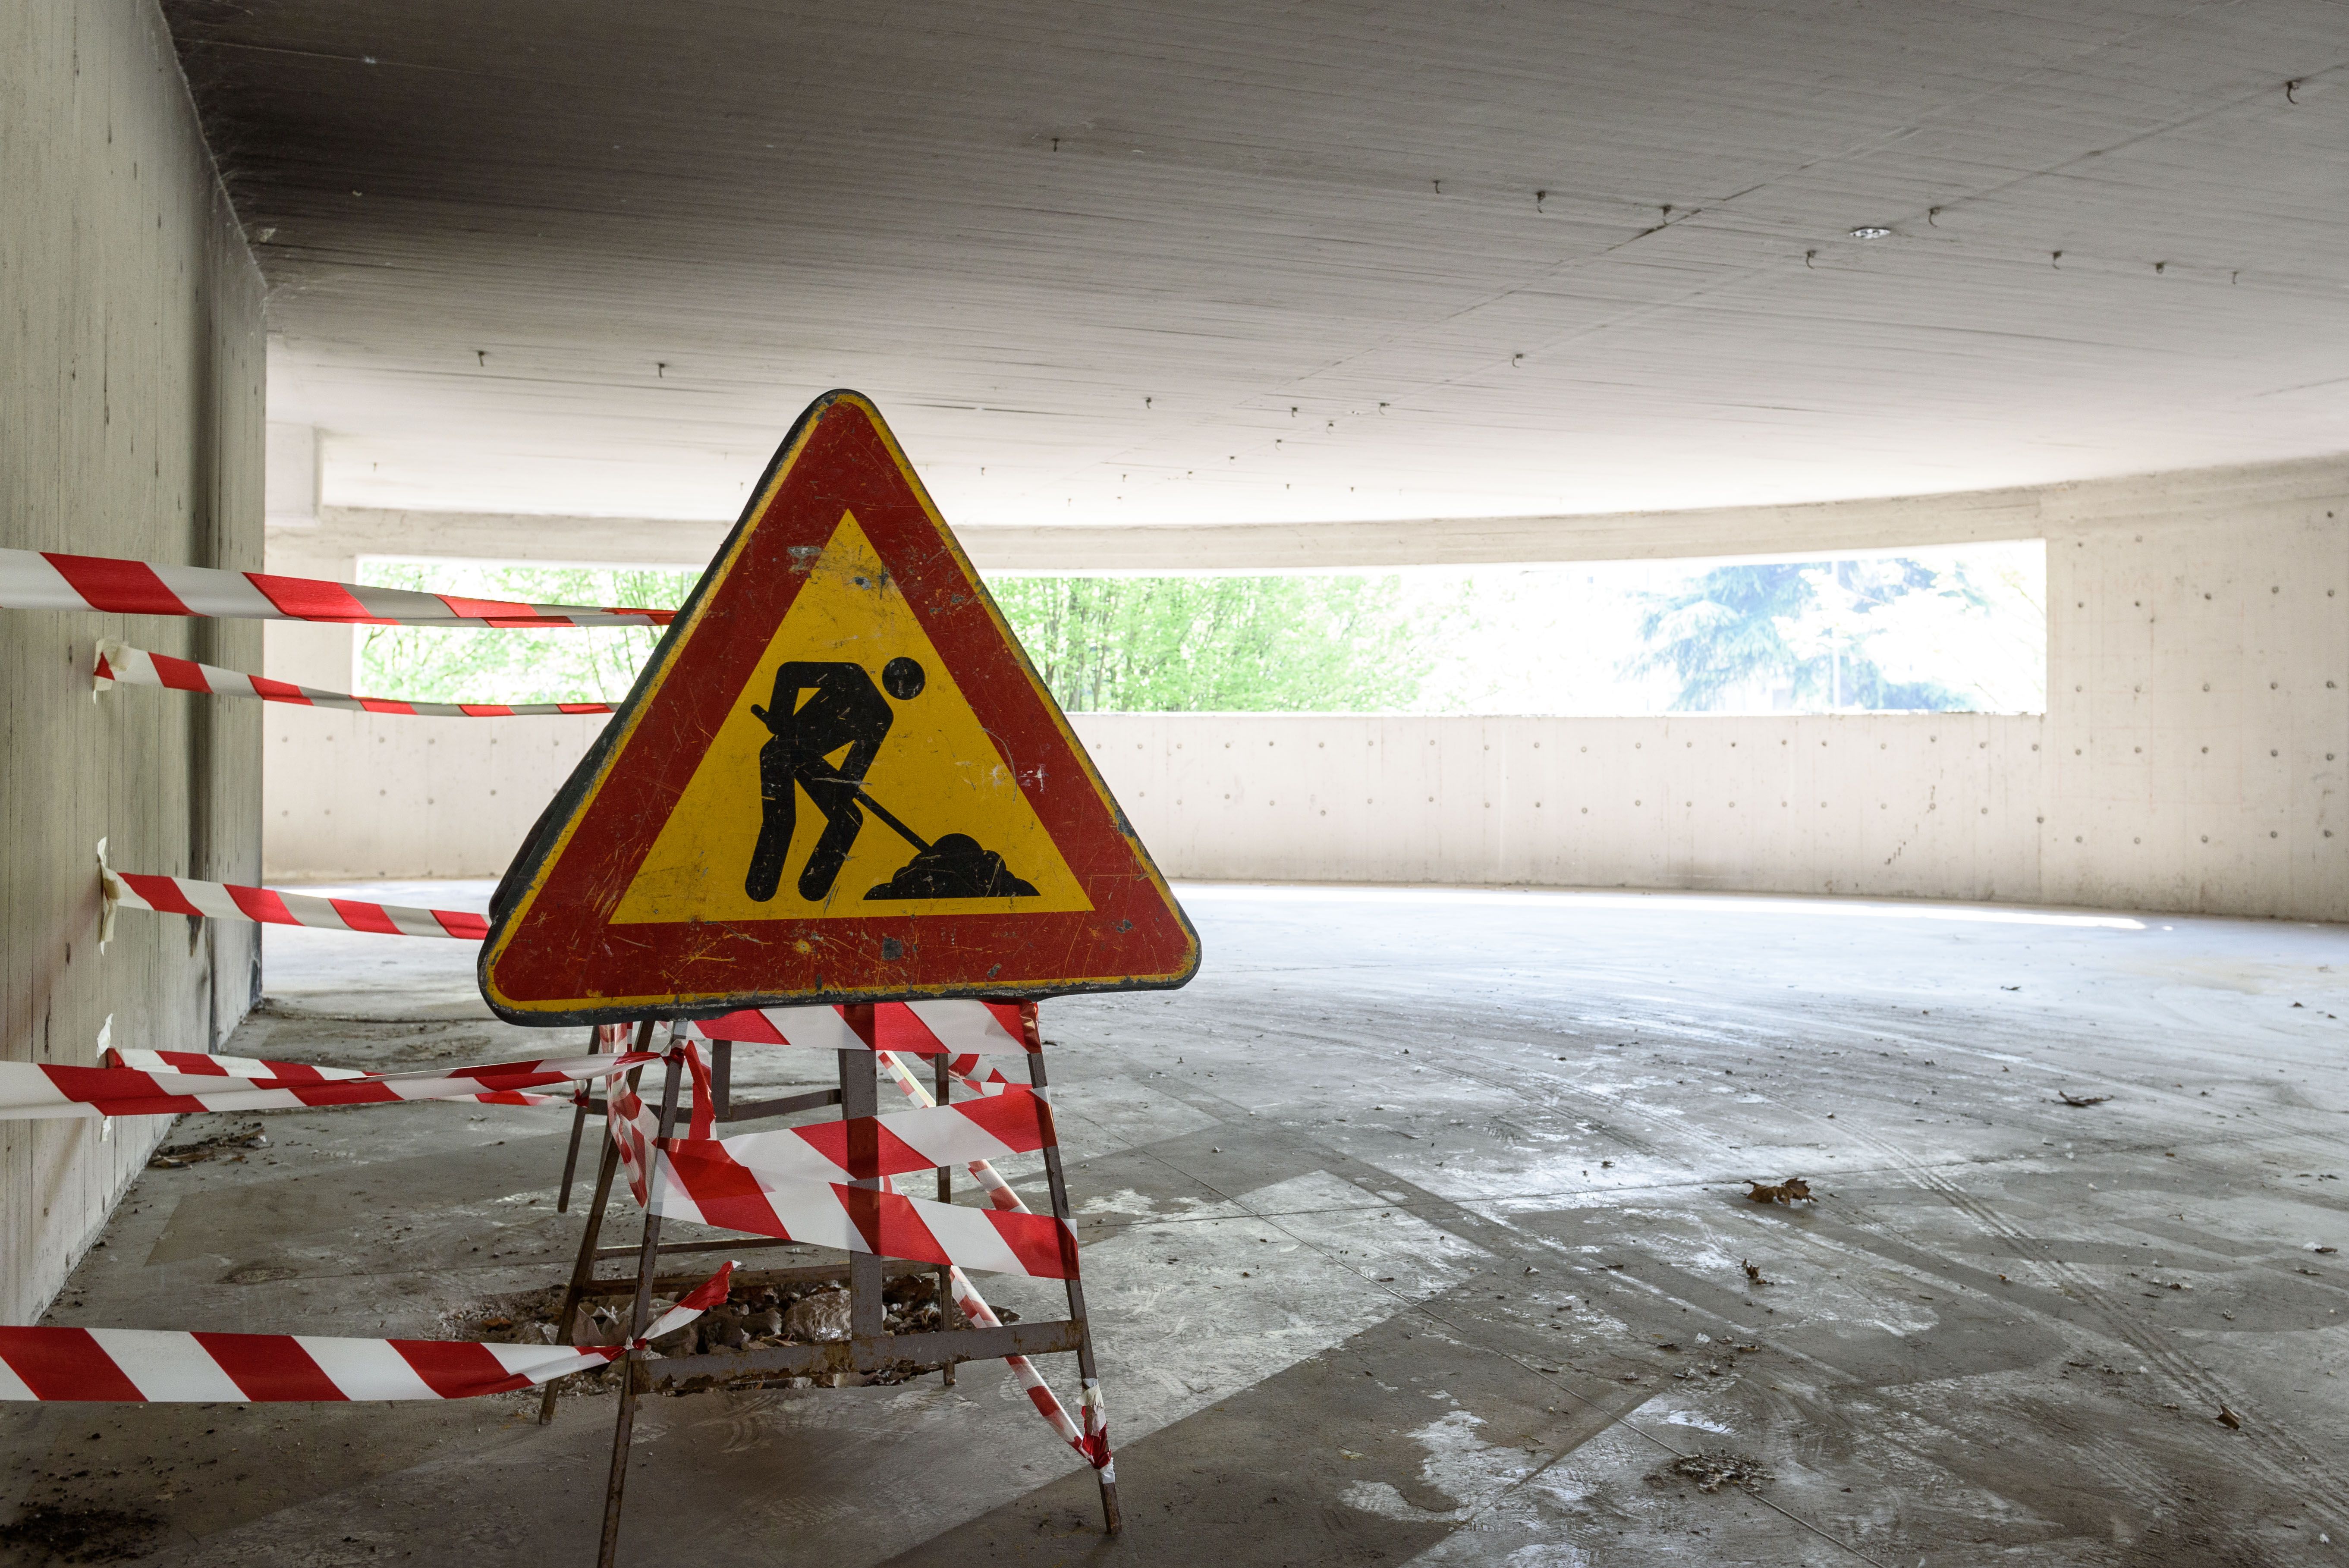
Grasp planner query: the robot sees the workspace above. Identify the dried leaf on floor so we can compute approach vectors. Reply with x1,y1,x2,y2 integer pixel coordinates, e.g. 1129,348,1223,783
2056,1091,2110,1107
1742,1260,1772,1285
2216,1406,2242,1430
1743,1178,1813,1205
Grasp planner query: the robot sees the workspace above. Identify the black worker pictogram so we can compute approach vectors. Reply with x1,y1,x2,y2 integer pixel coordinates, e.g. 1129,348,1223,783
744,655,1038,904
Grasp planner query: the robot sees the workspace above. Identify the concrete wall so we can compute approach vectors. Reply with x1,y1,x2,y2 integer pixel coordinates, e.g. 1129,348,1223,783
2,2,266,1322
262,457,2346,921
1087,713,2047,899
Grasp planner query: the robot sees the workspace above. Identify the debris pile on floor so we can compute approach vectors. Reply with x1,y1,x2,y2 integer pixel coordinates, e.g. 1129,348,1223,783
146,1124,268,1169
1647,1449,1773,1494
447,1270,987,1394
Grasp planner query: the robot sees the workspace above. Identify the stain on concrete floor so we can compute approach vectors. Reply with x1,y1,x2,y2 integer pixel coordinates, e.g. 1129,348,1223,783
4,883,2346,1565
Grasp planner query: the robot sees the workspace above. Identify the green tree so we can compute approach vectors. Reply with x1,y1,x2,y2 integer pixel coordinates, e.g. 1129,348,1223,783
1624,560,1977,712
358,564,694,704
986,575,1434,712
355,562,1441,714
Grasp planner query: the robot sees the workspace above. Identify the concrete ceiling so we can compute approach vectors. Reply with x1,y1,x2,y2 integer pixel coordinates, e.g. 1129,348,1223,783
170,0,2349,535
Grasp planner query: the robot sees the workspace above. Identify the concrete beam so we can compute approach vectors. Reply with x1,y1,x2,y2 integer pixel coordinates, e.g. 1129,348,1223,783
296,452,2349,574
265,422,319,528
298,506,726,569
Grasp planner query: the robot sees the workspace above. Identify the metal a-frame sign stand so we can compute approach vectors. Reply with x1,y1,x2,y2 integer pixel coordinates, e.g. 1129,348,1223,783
543,1012,1110,1565
475,391,1198,1565
545,1021,965,1401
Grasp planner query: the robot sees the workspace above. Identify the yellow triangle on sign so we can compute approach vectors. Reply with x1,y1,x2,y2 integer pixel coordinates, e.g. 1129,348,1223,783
611,511,1091,924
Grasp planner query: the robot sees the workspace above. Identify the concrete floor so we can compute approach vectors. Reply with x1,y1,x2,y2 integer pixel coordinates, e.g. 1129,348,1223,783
5,882,2348,1567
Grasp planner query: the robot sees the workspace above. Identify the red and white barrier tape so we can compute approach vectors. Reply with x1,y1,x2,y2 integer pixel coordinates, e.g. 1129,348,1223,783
693,1086,1052,1188
566,1023,638,1104
674,1007,859,1052
602,1046,701,1192
1076,1378,1112,1473
1,1049,654,1122
943,1055,1021,1093
1,547,673,628
0,1264,734,1403
871,1046,1112,1474
679,999,1037,1056
605,1049,1077,1280
100,1043,580,1109
874,1052,1024,1211
649,1150,1079,1279
879,1001,1036,1056
932,1260,1113,1473
604,1040,1007,1189
104,1046,367,1083
95,641,615,718
99,844,485,945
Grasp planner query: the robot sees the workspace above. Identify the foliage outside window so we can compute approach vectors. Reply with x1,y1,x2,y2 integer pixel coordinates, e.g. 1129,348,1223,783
982,575,1435,713
1617,550,2044,715
357,563,695,706
356,541,2043,716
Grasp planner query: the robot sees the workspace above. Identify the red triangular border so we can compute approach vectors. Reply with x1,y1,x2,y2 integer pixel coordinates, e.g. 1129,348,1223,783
478,392,1198,1022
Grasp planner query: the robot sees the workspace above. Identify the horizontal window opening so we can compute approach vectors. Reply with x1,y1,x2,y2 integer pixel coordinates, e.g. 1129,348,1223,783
356,540,2045,718
993,542,2046,716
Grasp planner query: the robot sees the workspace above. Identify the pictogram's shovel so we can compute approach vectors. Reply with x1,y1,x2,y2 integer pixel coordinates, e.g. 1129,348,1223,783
802,775,932,854
801,776,1038,900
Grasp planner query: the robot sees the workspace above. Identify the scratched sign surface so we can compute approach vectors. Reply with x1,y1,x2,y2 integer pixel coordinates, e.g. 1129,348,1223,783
478,390,1198,1024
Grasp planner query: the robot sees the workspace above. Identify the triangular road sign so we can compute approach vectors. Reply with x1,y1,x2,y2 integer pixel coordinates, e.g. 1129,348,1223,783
479,391,1199,1024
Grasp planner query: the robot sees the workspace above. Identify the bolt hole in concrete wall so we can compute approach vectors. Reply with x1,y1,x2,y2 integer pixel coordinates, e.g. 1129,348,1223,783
264,459,2347,921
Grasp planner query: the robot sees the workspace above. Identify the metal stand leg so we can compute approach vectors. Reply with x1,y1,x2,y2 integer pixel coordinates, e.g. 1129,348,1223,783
557,1024,606,1213
597,1048,686,1568
934,1050,956,1386
541,1020,655,1426
1028,1048,1120,1535
843,1050,884,1357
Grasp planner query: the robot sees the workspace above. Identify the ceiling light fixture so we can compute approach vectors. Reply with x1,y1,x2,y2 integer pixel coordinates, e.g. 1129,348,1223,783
1849,226,1893,240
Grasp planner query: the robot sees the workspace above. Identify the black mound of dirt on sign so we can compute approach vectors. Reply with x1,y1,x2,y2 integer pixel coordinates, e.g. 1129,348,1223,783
865,835,1039,900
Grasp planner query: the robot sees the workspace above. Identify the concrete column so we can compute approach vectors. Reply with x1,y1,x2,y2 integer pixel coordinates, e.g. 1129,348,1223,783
0,0,267,1323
